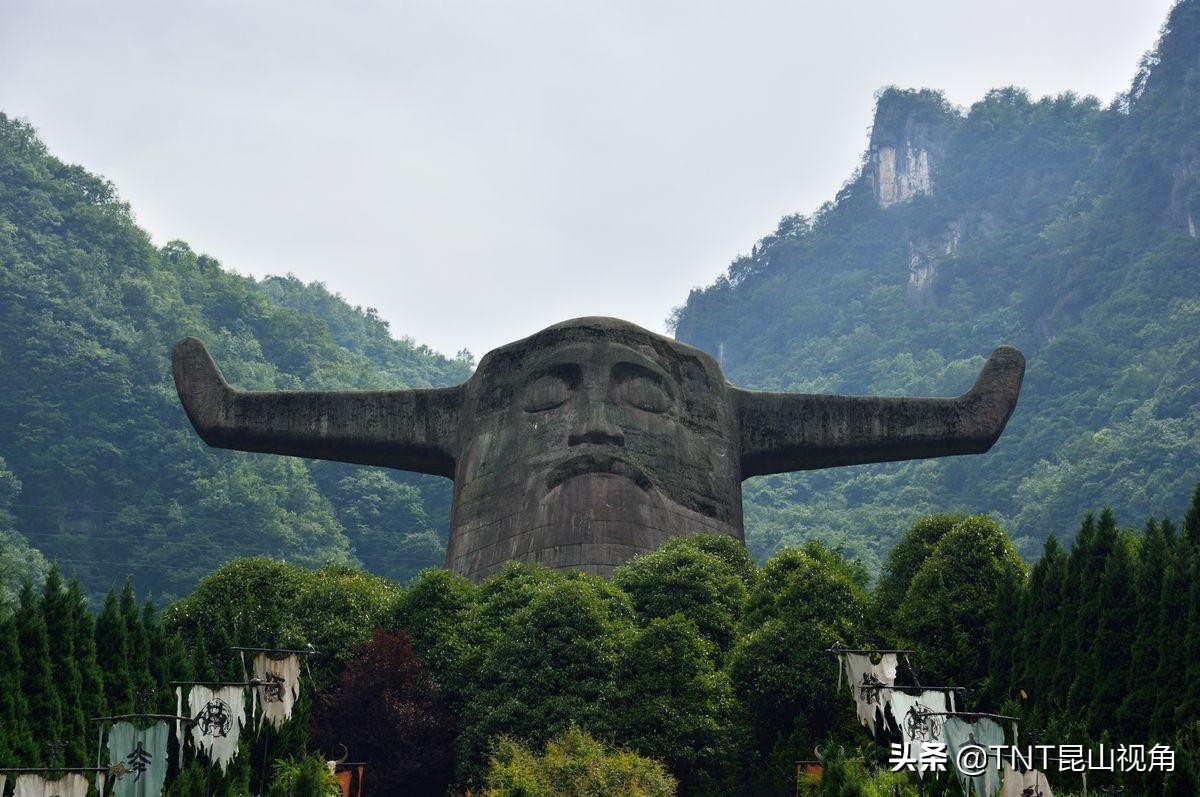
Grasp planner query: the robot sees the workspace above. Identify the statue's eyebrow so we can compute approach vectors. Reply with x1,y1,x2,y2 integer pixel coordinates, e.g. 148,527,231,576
521,344,589,385
523,361,582,388
609,351,674,387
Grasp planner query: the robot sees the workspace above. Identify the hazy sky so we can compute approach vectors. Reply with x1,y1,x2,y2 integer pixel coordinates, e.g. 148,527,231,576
1,1,1175,359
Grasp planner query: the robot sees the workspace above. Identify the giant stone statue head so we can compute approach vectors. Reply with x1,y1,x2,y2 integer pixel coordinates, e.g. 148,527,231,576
173,317,1024,581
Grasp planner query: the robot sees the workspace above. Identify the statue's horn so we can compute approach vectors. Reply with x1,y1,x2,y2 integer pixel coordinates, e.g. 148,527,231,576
172,337,462,477
733,346,1025,478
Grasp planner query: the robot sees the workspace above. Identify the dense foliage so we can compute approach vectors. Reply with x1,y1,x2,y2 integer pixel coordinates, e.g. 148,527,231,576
3,484,1198,795
671,0,1200,570
0,123,471,601
982,485,1200,796
381,530,1027,796
0,566,190,770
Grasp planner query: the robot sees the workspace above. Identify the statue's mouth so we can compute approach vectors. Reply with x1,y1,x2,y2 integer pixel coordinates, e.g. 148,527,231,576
545,452,652,492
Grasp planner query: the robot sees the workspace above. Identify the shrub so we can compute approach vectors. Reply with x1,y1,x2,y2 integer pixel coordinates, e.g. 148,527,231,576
267,755,340,797
483,723,676,797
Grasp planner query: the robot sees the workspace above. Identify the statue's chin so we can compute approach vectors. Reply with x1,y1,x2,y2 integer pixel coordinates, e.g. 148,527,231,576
448,472,742,582
508,473,673,576
540,471,664,517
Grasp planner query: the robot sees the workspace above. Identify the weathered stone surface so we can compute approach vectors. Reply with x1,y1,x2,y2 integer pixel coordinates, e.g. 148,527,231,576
173,317,1024,580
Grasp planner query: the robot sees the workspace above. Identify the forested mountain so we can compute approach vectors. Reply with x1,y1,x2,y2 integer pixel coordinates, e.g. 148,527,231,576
0,117,472,602
673,0,1200,568
3,2,1197,606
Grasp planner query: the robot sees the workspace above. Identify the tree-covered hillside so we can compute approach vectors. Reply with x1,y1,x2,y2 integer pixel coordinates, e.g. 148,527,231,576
0,116,473,601
672,0,1200,568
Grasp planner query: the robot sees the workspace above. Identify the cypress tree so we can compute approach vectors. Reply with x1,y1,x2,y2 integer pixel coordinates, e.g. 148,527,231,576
189,639,213,683
142,599,166,707
1150,517,1189,739
42,565,87,765
158,630,193,715
986,566,1023,705
16,579,63,765
68,578,107,732
1179,535,1200,727
164,761,207,797
1067,509,1118,713
0,614,33,766
215,624,242,683
120,580,156,702
1053,512,1094,701
1162,515,1178,544
1175,485,1200,732
95,589,134,715
215,741,253,797
1088,532,1136,735
1118,518,1168,739
1029,535,1068,714
1011,543,1043,691
1183,483,1200,545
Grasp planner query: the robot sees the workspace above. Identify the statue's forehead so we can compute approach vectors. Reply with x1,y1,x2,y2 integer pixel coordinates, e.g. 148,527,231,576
492,339,672,379
469,318,728,416
479,320,707,371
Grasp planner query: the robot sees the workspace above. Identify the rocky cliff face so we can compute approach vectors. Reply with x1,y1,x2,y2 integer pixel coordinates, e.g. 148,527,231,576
905,220,958,302
669,2,1200,569
871,140,931,206
865,88,959,207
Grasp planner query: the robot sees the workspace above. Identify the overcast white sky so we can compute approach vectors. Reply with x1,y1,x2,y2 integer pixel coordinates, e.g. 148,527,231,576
1,0,1176,359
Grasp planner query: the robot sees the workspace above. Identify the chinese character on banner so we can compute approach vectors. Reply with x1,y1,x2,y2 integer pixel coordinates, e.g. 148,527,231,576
125,741,152,781
106,720,170,797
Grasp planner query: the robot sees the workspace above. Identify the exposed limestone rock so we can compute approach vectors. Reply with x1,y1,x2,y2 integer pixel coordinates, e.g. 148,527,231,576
873,142,932,207
1168,144,1200,235
865,89,959,208
906,218,967,304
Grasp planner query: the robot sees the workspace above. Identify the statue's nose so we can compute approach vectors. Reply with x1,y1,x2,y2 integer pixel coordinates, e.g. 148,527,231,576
568,390,624,447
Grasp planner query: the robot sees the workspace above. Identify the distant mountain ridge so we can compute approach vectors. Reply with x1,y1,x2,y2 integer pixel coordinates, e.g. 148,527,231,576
0,117,472,601
672,0,1200,567
3,3,1197,599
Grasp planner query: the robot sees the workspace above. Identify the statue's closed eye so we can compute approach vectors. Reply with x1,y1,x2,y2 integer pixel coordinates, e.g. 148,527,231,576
615,373,671,413
523,374,572,412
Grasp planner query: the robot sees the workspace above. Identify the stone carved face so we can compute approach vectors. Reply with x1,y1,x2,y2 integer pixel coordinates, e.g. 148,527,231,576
448,318,742,580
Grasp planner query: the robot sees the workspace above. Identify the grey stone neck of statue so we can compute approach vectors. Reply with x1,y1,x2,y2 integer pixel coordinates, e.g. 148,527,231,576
172,316,1024,581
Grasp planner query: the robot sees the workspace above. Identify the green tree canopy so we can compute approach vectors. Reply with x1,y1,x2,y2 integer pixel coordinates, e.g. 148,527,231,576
892,515,1026,686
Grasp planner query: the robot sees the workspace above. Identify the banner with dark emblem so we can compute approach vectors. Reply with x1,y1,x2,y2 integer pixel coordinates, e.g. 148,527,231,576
252,653,301,730
839,652,899,737
188,685,247,772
